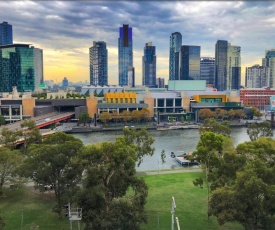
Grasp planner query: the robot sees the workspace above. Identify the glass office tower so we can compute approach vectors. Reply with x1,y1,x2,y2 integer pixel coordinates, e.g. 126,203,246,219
89,41,108,86
169,32,182,80
200,57,215,85
0,44,43,92
142,42,156,87
180,45,201,80
215,40,228,91
0,21,13,45
118,24,133,86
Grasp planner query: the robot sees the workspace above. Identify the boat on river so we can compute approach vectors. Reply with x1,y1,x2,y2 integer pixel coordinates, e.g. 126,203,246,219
171,151,199,167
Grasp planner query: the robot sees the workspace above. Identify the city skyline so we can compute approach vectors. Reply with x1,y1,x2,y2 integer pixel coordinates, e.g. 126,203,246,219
2,1,275,85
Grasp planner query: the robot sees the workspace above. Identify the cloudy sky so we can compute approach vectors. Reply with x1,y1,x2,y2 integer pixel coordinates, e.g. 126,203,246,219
1,1,275,85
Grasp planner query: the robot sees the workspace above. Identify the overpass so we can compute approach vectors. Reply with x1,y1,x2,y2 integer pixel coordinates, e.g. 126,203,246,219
0,112,75,133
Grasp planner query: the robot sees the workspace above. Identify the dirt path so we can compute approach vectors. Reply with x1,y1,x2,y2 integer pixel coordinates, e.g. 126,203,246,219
140,168,202,176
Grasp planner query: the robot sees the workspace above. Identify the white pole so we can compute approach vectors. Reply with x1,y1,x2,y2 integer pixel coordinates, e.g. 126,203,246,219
171,197,176,230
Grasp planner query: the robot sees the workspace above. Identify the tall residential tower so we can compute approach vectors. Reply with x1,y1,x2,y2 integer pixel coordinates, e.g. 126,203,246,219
200,57,215,86
0,21,13,46
169,32,182,80
118,24,133,86
262,49,275,88
142,42,156,87
215,40,241,91
89,41,108,86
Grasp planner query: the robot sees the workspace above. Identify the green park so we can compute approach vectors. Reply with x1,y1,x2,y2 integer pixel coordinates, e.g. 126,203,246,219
0,116,275,230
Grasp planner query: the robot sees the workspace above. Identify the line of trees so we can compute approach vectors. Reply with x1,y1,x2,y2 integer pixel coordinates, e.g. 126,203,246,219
78,108,151,126
0,122,155,229
192,118,275,229
199,108,246,121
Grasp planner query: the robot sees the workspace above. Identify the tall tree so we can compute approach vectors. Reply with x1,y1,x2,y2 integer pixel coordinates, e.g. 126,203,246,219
199,109,213,120
247,121,273,141
20,119,42,154
131,110,142,123
20,132,84,218
199,118,231,137
0,128,21,150
210,159,275,230
140,108,151,123
0,148,23,196
79,112,90,126
76,128,154,229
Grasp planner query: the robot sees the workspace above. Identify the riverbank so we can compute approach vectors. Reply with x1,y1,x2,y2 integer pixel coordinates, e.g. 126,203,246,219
63,120,256,133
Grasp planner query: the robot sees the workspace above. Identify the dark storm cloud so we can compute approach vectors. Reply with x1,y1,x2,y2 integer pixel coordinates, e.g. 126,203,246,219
1,0,275,83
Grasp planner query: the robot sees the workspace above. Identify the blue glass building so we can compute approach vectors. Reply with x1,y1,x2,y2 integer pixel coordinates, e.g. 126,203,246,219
0,21,13,46
180,45,201,80
89,41,108,86
118,24,133,86
169,32,182,80
0,44,43,92
142,42,156,87
200,57,215,85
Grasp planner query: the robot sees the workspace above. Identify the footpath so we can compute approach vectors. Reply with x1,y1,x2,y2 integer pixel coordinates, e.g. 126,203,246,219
139,168,202,176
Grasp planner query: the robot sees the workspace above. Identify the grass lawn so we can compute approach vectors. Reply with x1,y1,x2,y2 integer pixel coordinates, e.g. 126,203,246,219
141,172,243,230
0,172,243,230
0,187,81,230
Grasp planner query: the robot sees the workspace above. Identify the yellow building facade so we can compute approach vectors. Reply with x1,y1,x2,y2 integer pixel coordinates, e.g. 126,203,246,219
104,92,136,104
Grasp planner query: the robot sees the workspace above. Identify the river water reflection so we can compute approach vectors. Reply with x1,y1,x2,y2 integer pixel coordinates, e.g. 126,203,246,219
72,127,267,171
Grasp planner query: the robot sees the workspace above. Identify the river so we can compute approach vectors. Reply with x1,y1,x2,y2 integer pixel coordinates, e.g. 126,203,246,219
72,127,266,171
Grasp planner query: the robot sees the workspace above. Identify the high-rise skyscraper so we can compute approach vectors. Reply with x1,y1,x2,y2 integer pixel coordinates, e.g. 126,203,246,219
246,65,270,88
0,44,43,92
169,32,182,80
118,24,133,86
180,45,201,80
215,40,241,91
262,49,275,88
227,45,241,90
128,66,135,87
34,47,43,89
142,42,156,87
200,57,215,86
89,41,108,86
157,78,165,88
215,40,228,91
0,21,13,46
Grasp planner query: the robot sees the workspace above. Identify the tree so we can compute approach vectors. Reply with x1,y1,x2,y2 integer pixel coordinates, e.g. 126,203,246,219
0,148,23,196
121,110,132,123
251,107,263,119
247,121,273,141
0,128,21,150
111,111,120,123
140,108,151,123
20,132,84,218
76,128,154,230
210,160,275,230
193,131,224,219
0,116,5,126
160,150,166,170
79,112,90,126
131,110,142,123
199,118,231,137
20,119,42,155
198,109,213,120
99,112,112,125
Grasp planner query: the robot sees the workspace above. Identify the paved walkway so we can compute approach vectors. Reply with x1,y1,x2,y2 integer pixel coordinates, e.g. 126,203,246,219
140,168,202,176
